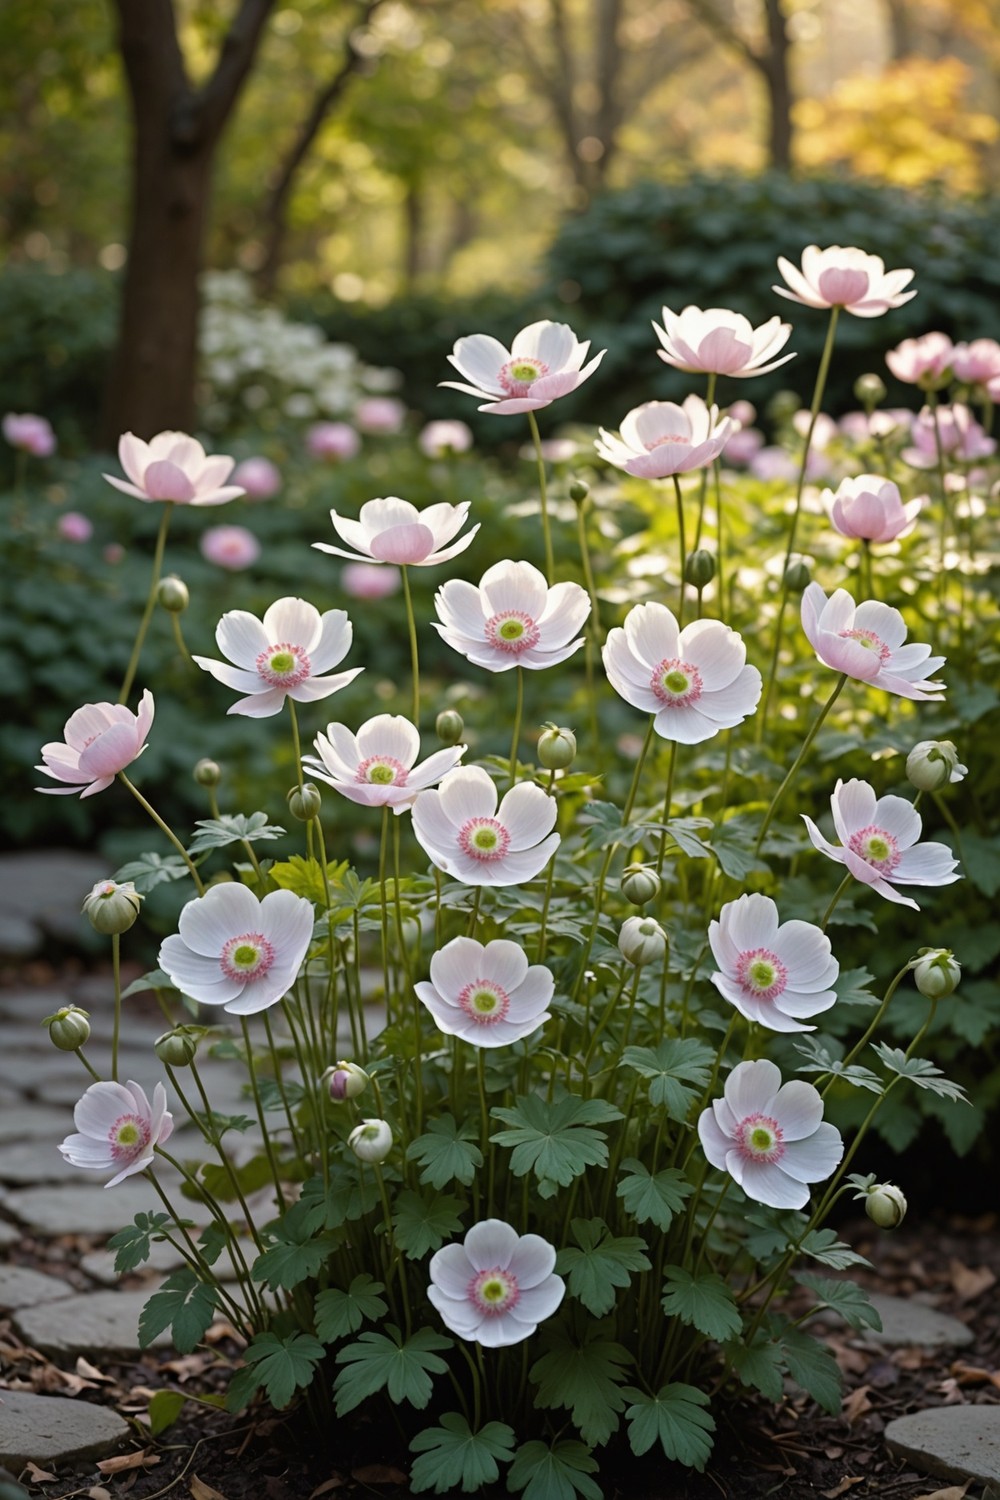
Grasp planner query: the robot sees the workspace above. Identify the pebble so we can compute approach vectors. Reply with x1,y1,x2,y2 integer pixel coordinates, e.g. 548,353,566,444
0,1264,74,1311
13,1288,173,1358
864,1293,974,1349
0,1389,128,1471
885,1405,1000,1487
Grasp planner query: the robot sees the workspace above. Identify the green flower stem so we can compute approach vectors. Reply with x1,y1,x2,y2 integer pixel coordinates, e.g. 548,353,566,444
671,474,688,627
456,1341,483,1432
350,913,370,1058
535,773,558,962
476,1050,495,1215
819,872,854,931
693,372,717,551
752,672,848,859
508,665,524,790
111,933,122,1083
240,1017,287,1211
392,813,423,1136
183,1059,265,1253
931,789,966,865
374,1163,412,1337
378,807,393,1019
526,409,555,584
119,502,173,705
75,1048,101,1082
713,456,727,624
400,564,421,725
270,1003,310,1161
821,963,910,1098
576,494,602,633
170,611,195,669
467,885,483,938
581,967,632,1082
655,739,680,874
118,772,205,894
148,1156,253,1331
927,391,952,611
690,1178,731,1277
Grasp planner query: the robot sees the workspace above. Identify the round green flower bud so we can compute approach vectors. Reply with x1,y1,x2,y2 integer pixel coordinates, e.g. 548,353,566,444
537,724,577,771
157,574,189,613
784,559,812,593
322,1061,370,1101
154,1026,201,1068
768,389,800,423
44,1005,91,1052
193,758,222,787
684,549,716,588
287,782,322,821
349,1118,393,1163
436,709,465,746
911,947,961,999
82,879,143,935
618,915,668,967
853,373,887,411
906,740,967,792
865,1182,907,1229
569,479,590,504
620,864,661,907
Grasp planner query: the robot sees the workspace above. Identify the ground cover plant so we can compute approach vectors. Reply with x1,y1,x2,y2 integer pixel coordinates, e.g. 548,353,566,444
15,242,1000,1494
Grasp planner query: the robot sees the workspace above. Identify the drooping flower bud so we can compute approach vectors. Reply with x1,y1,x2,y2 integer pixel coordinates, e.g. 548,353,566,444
911,948,961,999
154,1026,202,1067
906,740,967,792
44,1005,91,1052
82,879,143,935
865,1182,907,1229
537,724,577,771
569,479,590,504
783,559,812,593
287,782,322,821
436,709,464,746
618,915,668,967
684,550,715,589
854,373,887,411
157,575,190,613
348,1118,393,1163
620,864,661,907
193,758,222,787
322,1061,370,1101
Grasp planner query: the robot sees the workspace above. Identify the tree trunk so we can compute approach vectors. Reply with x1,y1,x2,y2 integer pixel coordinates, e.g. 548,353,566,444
762,0,793,170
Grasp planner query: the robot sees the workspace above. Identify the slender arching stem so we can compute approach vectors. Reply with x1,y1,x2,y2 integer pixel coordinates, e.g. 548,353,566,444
119,502,173,705
400,565,421,725
693,371,717,551
672,474,687,627
508,665,524,789
753,673,848,857
527,409,555,584
118,772,205,894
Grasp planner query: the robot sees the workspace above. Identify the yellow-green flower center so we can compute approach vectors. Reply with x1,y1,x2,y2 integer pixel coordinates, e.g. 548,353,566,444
270,651,295,674
510,362,539,383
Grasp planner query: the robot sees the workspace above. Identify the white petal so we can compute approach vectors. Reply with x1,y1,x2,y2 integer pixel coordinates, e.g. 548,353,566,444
177,883,261,956
464,1219,520,1271
477,939,530,993
262,597,322,650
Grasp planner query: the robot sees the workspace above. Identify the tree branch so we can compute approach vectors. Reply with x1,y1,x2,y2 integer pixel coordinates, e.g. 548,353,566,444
173,0,277,147
681,0,766,72
111,0,189,119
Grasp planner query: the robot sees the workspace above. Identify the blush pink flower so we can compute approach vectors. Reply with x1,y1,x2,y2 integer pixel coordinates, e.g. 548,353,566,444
825,475,921,544
200,524,262,571
37,690,154,798
415,936,553,1047
802,778,961,911
104,432,244,506
418,420,474,457
307,422,361,462
901,403,996,469
774,246,916,318
428,1219,565,1346
654,305,795,378
433,560,589,674
231,456,282,500
412,766,559,886
709,894,838,1033
3,412,56,457
801,583,945,700
60,1079,173,1188
304,714,465,812
158,883,315,1014
602,603,761,744
341,561,401,600
193,597,362,718
313,496,478,568
722,427,765,466
57,511,93,543
356,396,406,434
885,331,954,388
442,320,605,416
595,396,732,478
698,1059,843,1210
951,339,1000,386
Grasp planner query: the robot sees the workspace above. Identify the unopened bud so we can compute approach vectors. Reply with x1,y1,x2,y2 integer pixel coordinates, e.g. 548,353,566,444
768,389,800,423
537,724,576,771
911,948,961,999
322,1061,370,1101
621,864,661,907
618,915,668,967
348,1118,393,1163
155,1026,202,1067
684,549,715,588
569,479,590,504
44,1006,91,1052
287,783,322,820
436,709,464,746
854,373,887,411
784,559,811,593
865,1182,907,1229
82,879,143,935
906,740,967,792
157,575,189,613
193,758,222,787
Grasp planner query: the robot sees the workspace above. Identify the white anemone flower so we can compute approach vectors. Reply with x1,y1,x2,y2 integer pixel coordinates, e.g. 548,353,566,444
441,320,605,415
603,602,761,744
595,396,732,478
415,937,553,1047
802,778,961,911
104,431,245,506
709,894,838,1033
303,714,465,813
60,1080,173,1188
697,1059,843,1210
193,597,362,718
428,1219,565,1346
801,584,946,701
654,306,795,379
312,496,479,568
773,246,916,318
433,560,590,673
412,766,559,886
158,883,315,1015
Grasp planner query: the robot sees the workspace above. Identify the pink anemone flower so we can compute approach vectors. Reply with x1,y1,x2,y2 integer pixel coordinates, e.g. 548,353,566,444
800,583,945,700
901,404,996,469
442,320,605,416
412,766,559,886
654,305,795,378
698,1059,843,1210
951,339,1000,386
415,936,554,1047
418,420,474,457
158,883,315,1015
304,714,465,812
774,246,916,318
825,475,921,544
193,597,362,718
307,422,361,462
708,894,838,1033
231,456,282,500
313,496,478,568
200,524,261,571
433,559,589,673
3,412,56,457
104,432,245,506
428,1219,565,1346
885,332,954,388
60,1079,173,1188
595,396,732,478
802,778,961,911
37,690,154,798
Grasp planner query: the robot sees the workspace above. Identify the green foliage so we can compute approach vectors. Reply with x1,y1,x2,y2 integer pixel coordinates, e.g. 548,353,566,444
530,1323,632,1447
107,1212,173,1275
779,1328,843,1414
187,812,287,853
490,1095,623,1196
147,1389,186,1436
556,1218,651,1316
252,1216,342,1291
620,1384,715,1471
797,1273,882,1333
315,1276,388,1343
723,1334,785,1401
138,1268,218,1354
871,1044,970,1103
391,1189,466,1259
409,1415,517,1494
616,1160,693,1230
507,1440,603,1500
661,1266,742,1343
407,1114,484,1189
227,1331,326,1412
621,1040,714,1119
333,1326,453,1417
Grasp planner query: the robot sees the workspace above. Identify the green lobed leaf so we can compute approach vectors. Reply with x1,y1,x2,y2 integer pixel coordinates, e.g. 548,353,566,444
780,1327,843,1414
315,1275,388,1344
797,1273,883,1333
391,1190,466,1260
723,1335,785,1401
798,1228,872,1271
333,1325,452,1417
269,854,342,903
616,1160,693,1231
252,1218,341,1291
147,1389,186,1436
138,1268,218,1354
409,1414,516,1494
620,1383,715,1471
187,812,287,853
490,1094,623,1192
107,1211,173,1275
114,853,190,893
197,1153,275,1205
236,1330,325,1410
833,967,880,1007
530,1322,632,1448
507,1439,603,1500
621,1039,714,1120
871,1044,970,1103
661,1266,742,1343
407,1114,483,1189
556,1218,651,1317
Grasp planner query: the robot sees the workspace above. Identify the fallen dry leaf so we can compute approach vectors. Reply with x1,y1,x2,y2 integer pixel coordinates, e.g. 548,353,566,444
949,1360,1000,1387
76,1355,114,1383
351,1465,409,1484
913,1487,969,1500
934,1377,967,1405
56,1368,100,1395
821,1479,865,1499
948,1259,997,1302
96,1451,161,1476
25,1462,57,1482
87,1488,113,1500
190,1477,229,1500
307,1480,345,1498
841,1384,873,1425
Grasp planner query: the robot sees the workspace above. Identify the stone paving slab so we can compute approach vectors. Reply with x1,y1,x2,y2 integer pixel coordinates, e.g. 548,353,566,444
0,850,108,957
0,1140,88,1187
0,1222,18,1250
885,1406,1000,1488
0,1265,74,1311
82,1239,250,1285
865,1293,974,1348
13,1289,173,1358
0,1180,189,1239
0,1388,129,1470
